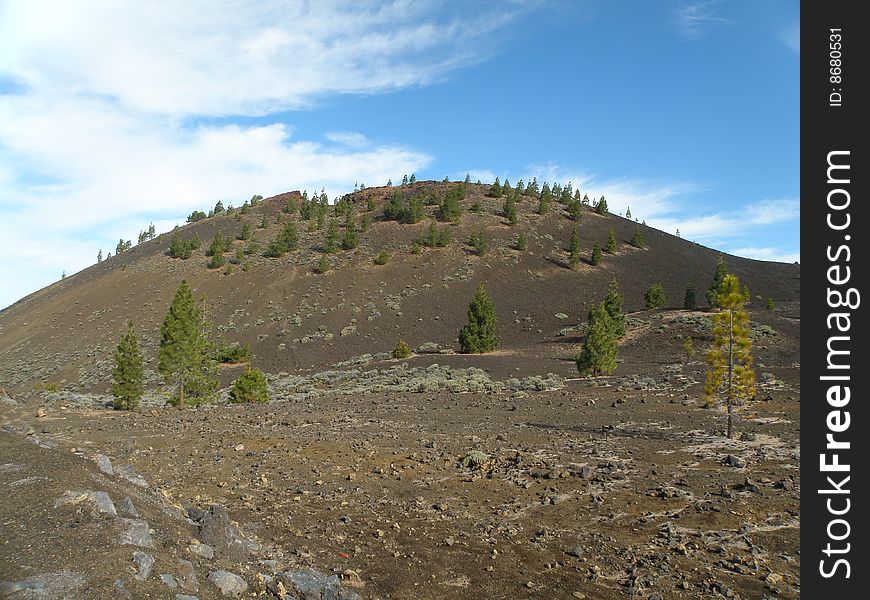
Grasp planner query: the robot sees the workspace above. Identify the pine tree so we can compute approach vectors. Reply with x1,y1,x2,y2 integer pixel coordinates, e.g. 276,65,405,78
538,192,550,215
238,222,251,241
625,206,632,219
568,227,581,268
342,225,359,250
766,298,776,313
459,284,499,353
684,282,697,310
502,179,511,195
576,302,617,376
644,283,666,309
97,249,103,263
324,218,339,253
402,174,409,185
487,178,503,198
469,231,488,256
606,228,618,253
315,255,330,274
591,242,602,266
567,197,582,221
112,320,144,410
409,173,417,184
229,367,269,404
595,196,608,214
604,280,626,338
706,256,729,308
158,280,218,407
169,231,192,259
630,225,645,248
503,195,517,225
515,232,528,251
704,275,756,439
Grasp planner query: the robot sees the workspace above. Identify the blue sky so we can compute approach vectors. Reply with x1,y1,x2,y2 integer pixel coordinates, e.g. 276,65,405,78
0,0,799,310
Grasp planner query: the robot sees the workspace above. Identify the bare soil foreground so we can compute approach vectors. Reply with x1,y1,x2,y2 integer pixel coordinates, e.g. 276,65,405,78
1,307,799,599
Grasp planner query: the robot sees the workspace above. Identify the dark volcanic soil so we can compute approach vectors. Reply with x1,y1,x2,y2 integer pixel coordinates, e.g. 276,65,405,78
1,302,800,599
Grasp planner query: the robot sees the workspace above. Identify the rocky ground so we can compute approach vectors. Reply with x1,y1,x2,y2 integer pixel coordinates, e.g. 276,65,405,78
0,306,800,599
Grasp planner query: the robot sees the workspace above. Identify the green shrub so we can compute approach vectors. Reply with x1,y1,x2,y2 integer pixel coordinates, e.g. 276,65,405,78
393,340,412,359
374,251,390,265
229,367,269,404
214,341,252,363
644,283,666,309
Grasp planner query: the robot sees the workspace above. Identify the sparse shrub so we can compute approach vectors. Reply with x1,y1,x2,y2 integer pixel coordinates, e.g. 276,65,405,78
766,298,776,313
374,250,390,265
393,340,412,359
645,283,666,309
384,191,424,224
208,253,226,269
315,255,330,273
606,227,617,253
190,233,202,250
470,199,482,213
459,284,499,353
360,213,370,232
591,242,602,266
460,450,490,470
411,241,423,255
112,320,144,410
469,230,488,256
515,232,528,251
207,231,232,257
229,367,269,404
342,226,359,250
223,264,234,275
503,195,517,225
684,281,697,310
684,336,696,358
630,225,645,248
595,196,608,214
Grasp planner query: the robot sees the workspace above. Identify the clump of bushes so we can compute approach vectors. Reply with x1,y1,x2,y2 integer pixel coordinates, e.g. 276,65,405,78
229,367,269,404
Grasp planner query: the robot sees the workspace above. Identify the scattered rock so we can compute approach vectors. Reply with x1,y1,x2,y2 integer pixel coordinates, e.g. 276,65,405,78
132,551,155,581
268,568,362,600
566,545,585,559
95,454,114,475
207,570,248,598
119,496,139,518
0,571,87,598
554,313,569,320
188,542,215,559
117,518,154,547
198,505,253,562
161,573,179,589
54,490,117,517
724,454,746,468
176,559,199,592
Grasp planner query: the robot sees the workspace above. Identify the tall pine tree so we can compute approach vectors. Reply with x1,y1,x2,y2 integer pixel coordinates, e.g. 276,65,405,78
459,284,499,353
576,302,617,376
706,256,729,308
158,280,218,407
704,274,756,439
112,320,144,410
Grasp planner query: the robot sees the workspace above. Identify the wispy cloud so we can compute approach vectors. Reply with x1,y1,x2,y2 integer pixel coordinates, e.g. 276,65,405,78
674,1,732,40
729,247,800,264
1,0,536,308
778,22,800,53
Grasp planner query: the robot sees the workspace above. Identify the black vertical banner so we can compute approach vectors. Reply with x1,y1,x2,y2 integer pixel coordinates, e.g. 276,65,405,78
802,2,868,597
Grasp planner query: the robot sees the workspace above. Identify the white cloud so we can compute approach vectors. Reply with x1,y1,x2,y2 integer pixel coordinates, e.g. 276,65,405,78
729,247,800,264
674,1,732,40
0,0,518,116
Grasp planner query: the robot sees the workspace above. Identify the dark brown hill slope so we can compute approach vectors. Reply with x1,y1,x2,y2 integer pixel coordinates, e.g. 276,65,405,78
0,182,799,395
